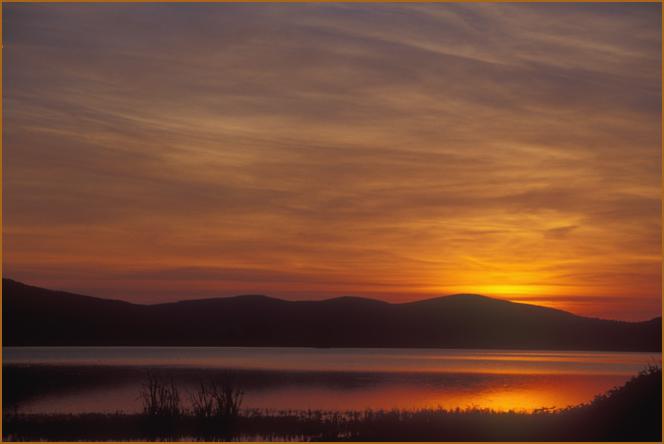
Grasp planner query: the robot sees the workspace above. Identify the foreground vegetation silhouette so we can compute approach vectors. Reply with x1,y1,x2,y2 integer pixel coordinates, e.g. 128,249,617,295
3,366,660,441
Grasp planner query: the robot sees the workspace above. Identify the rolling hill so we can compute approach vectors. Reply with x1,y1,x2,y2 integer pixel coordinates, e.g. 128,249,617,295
2,278,661,351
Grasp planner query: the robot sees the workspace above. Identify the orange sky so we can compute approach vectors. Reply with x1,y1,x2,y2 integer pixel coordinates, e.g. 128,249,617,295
3,3,661,321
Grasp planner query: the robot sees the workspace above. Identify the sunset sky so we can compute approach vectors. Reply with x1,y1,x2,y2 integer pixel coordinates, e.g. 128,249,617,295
3,3,661,321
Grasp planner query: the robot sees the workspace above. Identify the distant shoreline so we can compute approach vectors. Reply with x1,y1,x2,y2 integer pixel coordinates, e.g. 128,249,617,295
4,279,661,351
4,344,664,352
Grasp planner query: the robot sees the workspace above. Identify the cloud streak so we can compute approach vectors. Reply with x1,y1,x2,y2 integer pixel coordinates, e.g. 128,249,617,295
3,3,661,320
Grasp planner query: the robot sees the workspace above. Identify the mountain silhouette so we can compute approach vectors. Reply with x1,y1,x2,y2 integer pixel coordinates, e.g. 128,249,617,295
3,278,660,351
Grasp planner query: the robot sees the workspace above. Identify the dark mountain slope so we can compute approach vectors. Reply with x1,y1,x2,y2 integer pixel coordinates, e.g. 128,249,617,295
2,279,660,351
2,279,150,345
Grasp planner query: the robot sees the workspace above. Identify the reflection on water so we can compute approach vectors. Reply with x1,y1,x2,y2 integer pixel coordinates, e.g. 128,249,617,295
3,347,660,414
4,347,659,374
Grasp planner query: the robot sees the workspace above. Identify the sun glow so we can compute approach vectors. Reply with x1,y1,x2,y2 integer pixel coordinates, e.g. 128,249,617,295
467,284,561,298
3,2,660,321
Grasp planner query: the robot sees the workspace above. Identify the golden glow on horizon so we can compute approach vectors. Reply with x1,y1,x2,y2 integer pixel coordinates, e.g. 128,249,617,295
2,3,661,321
463,285,559,298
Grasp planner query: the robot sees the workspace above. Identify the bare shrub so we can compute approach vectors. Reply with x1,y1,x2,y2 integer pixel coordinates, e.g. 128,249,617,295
139,371,182,439
190,375,244,440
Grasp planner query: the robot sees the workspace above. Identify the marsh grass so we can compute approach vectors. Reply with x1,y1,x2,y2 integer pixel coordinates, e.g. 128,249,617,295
139,371,183,439
190,376,244,440
3,366,661,442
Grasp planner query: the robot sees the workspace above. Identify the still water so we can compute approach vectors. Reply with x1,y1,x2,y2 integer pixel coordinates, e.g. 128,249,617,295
4,347,660,414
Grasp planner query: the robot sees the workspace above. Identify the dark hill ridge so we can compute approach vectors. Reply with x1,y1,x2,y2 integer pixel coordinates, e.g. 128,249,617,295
2,278,661,351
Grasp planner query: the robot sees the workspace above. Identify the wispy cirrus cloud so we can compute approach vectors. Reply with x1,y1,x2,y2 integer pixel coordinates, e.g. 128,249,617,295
3,3,660,320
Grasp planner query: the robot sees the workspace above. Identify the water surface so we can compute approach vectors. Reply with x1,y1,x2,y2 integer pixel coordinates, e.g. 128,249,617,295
4,347,660,414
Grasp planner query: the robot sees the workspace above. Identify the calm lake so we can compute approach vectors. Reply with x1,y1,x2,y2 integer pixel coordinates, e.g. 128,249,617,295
4,347,660,414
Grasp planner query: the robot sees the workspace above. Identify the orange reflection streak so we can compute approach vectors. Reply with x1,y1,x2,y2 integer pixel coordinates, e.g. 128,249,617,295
26,374,632,414
417,374,628,412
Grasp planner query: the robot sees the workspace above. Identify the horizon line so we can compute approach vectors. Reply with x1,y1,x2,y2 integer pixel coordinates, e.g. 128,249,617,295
4,277,661,324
